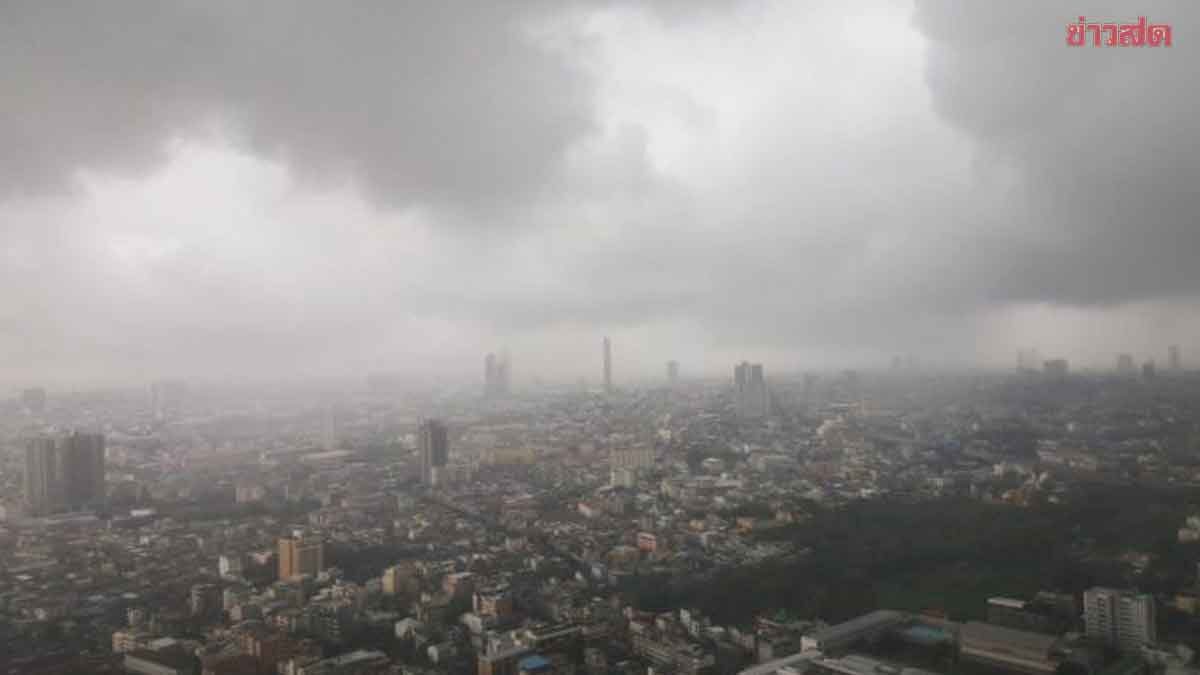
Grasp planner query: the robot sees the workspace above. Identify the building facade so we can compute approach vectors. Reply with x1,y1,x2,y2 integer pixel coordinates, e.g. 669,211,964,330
603,337,613,393
1083,587,1156,651
419,419,449,486
279,535,325,581
23,432,106,516
735,362,769,419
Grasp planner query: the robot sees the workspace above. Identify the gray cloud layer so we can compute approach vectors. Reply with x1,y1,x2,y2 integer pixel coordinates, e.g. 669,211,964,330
0,1,594,212
1,1,1198,384
914,0,1200,307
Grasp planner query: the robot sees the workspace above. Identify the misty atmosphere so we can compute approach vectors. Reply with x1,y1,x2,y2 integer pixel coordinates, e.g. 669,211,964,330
2,2,1200,675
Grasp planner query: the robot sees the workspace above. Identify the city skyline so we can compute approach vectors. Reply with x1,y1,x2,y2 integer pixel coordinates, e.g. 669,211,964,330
3,2,1200,672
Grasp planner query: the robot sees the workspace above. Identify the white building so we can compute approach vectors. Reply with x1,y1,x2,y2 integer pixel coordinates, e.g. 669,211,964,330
1084,587,1156,651
611,448,655,471
218,554,243,579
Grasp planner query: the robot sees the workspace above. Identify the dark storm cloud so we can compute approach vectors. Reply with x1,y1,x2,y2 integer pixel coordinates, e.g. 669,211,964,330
0,1,594,213
3,0,1198,382
912,0,1200,308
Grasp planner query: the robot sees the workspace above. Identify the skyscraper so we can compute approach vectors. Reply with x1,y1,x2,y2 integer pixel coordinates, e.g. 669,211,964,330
603,337,612,393
666,360,680,384
419,418,449,486
61,432,105,510
1169,345,1181,372
1116,353,1136,376
498,351,511,395
1083,587,1156,651
23,432,105,516
278,534,325,581
484,352,498,397
24,437,59,516
484,351,512,398
734,362,768,418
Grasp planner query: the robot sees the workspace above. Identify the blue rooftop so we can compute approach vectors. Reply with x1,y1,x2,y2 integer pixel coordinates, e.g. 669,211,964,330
520,655,552,672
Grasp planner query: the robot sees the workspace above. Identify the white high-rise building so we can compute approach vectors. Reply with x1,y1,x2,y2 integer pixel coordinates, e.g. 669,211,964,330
734,362,769,418
1083,587,1156,651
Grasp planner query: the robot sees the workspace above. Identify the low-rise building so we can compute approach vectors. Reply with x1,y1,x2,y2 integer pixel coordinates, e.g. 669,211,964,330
959,621,1061,675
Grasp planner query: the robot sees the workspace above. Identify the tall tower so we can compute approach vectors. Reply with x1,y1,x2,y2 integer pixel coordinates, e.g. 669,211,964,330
1169,345,1181,372
667,360,680,384
734,362,749,417
484,353,497,397
749,363,767,416
23,432,105,516
419,419,449,486
484,351,512,397
24,437,59,516
498,350,511,395
603,337,612,393
60,432,105,511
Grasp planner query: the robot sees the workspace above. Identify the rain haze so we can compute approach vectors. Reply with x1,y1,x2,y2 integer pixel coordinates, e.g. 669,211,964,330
2,0,1198,387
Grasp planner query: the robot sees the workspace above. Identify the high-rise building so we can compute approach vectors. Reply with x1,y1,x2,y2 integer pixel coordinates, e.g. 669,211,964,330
61,432,105,510
498,351,511,395
667,361,680,384
24,437,59,517
1142,360,1157,381
278,535,325,581
150,380,187,422
1116,353,1136,376
1083,587,1156,651
803,373,819,402
21,387,46,415
190,584,221,619
485,353,498,397
734,362,769,418
321,405,338,450
23,432,106,516
603,337,613,393
1169,345,1181,372
419,418,449,486
484,351,512,398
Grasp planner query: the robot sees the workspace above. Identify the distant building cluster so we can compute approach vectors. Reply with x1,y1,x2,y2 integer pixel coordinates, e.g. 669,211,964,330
5,357,1200,674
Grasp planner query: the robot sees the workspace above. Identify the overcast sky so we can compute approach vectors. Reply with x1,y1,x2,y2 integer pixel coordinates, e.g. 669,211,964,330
1,1,1197,387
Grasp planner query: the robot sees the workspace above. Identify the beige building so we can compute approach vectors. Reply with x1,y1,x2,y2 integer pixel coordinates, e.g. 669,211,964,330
278,535,324,581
